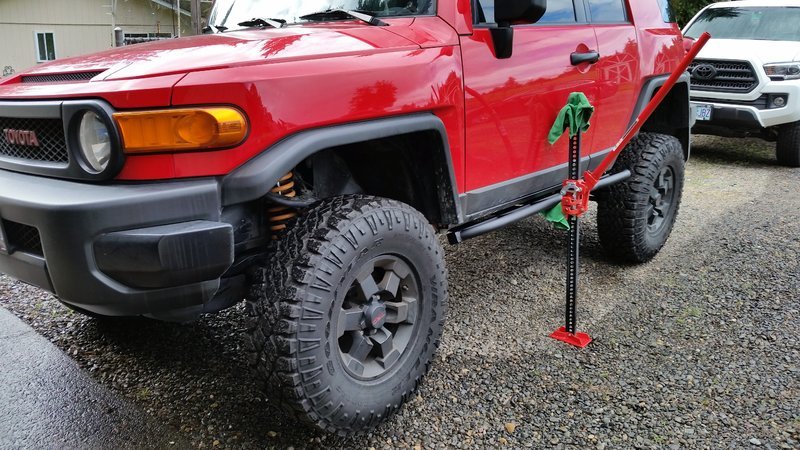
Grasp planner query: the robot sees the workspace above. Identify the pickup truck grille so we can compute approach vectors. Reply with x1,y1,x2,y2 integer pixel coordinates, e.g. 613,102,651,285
688,59,758,93
0,116,69,163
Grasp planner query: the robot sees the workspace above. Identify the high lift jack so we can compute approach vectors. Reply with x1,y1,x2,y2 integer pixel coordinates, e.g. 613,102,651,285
550,32,711,348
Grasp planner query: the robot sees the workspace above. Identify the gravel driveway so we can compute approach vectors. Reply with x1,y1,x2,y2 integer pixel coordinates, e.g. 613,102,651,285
1,135,798,449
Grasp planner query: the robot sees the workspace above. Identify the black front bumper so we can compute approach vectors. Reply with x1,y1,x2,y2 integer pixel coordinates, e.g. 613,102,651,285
0,169,235,320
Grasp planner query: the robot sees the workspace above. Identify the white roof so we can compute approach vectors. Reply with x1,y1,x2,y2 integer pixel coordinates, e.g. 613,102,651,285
706,0,800,8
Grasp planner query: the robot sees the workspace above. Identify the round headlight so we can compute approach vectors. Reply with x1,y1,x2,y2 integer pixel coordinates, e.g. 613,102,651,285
78,111,111,172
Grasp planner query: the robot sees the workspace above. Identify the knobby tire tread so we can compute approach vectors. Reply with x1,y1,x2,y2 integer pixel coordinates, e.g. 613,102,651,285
245,195,446,435
596,132,684,263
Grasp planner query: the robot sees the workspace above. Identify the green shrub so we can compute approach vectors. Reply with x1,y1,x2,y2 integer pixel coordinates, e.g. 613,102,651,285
670,0,718,26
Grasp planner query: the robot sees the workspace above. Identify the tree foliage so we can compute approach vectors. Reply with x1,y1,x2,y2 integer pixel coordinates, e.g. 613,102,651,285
670,0,718,26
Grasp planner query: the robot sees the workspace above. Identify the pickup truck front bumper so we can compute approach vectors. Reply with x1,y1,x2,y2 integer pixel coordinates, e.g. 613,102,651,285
0,169,235,321
691,80,800,135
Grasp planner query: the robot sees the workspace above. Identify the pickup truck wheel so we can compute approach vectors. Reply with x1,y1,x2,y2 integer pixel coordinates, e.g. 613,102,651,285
776,120,800,167
246,195,446,435
596,132,684,263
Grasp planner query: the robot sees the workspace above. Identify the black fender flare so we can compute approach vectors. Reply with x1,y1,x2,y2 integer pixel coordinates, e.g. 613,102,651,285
630,72,692,159
220,113,463,224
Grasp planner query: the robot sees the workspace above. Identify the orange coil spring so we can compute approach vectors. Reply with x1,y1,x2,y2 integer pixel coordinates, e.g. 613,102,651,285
268,172,298,238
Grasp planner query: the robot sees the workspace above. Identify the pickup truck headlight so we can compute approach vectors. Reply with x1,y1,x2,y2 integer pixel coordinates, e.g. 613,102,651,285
78,111,112,172
113,107,248,154
763,62,800,81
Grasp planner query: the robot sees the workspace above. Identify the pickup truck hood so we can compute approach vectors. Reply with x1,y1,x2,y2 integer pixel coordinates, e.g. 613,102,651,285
17,24,419,81
696,38,800,64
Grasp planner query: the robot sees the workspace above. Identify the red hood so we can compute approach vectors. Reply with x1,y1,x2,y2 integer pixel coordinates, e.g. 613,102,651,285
14,23,421,81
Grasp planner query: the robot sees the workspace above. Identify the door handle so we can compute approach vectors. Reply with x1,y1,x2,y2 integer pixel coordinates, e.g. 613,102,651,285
571,51,600,66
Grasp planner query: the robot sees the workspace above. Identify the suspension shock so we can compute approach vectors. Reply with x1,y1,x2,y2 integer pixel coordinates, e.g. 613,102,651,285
267,172,298,238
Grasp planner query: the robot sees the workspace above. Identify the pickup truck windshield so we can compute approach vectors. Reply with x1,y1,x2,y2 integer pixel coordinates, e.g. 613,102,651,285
209,0,435,31
684,7,800,42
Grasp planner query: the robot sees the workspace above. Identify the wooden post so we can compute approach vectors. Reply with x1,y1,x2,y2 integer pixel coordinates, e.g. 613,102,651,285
174,0,181,38
191,0,202,35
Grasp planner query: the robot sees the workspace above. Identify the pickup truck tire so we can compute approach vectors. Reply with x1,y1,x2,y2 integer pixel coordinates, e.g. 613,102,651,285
776,120,800,167
596,132,684,263
245,195,446,435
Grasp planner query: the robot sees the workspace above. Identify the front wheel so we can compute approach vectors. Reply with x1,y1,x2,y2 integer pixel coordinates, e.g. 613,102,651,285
596,132,685,263
776,120,800,167
246,195,447,435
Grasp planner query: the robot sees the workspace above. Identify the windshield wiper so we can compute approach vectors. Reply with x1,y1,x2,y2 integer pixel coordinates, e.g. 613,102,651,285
203,24,228,34
237,17,286,29
299,9,388,26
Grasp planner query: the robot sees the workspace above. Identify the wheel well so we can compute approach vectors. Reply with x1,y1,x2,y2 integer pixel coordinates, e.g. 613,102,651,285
294,130,460,227
640,81,691,160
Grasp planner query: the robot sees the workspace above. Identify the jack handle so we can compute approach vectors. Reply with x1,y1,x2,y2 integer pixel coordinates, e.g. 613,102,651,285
573,32,711,201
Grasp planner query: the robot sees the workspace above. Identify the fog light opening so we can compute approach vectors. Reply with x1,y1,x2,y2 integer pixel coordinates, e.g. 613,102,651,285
771,96,787,108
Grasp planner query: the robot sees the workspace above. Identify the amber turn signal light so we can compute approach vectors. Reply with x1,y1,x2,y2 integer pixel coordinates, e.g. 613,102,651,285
113,107,248,154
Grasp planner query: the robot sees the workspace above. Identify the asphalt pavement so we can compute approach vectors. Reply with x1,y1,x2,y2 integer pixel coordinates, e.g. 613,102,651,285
0,307,189,449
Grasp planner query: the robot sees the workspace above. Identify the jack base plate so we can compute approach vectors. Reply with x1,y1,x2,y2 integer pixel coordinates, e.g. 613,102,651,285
550,326,592,348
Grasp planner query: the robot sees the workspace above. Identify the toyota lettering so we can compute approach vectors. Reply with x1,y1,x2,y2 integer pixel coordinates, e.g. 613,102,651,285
2,129,40,147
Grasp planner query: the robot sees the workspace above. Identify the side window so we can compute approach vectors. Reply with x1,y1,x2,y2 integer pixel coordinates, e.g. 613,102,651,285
35,32,56,62
587,0,627,23
538,0,577,23
474,0,495,24
474,0,577,24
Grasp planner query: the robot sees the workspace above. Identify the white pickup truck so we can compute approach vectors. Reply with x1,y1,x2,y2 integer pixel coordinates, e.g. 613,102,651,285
683,0,800,166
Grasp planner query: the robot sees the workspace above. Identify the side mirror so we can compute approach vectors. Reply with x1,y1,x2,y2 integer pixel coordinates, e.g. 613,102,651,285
495,0,547,24
490,0,547,59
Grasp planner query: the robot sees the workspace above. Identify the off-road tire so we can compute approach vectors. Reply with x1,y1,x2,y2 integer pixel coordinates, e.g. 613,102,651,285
776,120,800,167
246,195,447,435
596,132,684,263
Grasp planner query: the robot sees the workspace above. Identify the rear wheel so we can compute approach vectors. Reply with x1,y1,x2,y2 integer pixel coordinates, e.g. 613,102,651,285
596,132,685,263
246,195,446,434
776,120,800,167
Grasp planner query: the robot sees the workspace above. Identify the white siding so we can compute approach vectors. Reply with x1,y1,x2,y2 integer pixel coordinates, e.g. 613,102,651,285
0,0,193,77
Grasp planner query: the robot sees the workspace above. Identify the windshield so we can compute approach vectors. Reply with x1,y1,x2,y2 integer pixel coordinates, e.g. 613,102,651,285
684,6,800,42
208,0,436,31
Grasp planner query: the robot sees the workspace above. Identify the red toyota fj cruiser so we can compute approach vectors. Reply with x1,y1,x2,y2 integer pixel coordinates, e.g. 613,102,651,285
0,0,690,434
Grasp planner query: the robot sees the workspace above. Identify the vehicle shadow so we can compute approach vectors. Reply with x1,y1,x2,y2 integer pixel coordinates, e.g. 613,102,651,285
690,135,777,167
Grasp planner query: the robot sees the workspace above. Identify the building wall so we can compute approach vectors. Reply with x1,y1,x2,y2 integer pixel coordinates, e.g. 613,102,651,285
0,0,192,77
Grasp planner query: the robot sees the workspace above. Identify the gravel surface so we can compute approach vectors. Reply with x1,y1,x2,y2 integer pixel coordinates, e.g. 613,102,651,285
1,135,799,449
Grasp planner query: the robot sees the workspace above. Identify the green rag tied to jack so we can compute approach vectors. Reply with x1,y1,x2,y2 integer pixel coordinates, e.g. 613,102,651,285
541,92,594,230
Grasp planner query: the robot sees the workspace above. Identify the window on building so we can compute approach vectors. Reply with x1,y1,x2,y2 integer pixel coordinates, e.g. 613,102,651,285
35,32,56,62
587,0,627,23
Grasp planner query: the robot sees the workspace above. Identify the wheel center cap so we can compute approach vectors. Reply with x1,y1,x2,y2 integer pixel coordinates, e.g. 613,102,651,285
364,303,387,329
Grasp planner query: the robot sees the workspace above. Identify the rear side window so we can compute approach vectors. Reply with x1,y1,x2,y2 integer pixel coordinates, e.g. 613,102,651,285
656,0,675,22
587,0,627,23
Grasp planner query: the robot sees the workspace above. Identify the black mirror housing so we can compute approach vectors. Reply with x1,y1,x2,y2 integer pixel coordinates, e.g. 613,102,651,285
495,0,547,24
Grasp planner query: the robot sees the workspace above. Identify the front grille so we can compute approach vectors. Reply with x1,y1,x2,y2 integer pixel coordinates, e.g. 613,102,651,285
3,220,43,256
0,116,69,163
689,59,758,93
21,71,104,83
